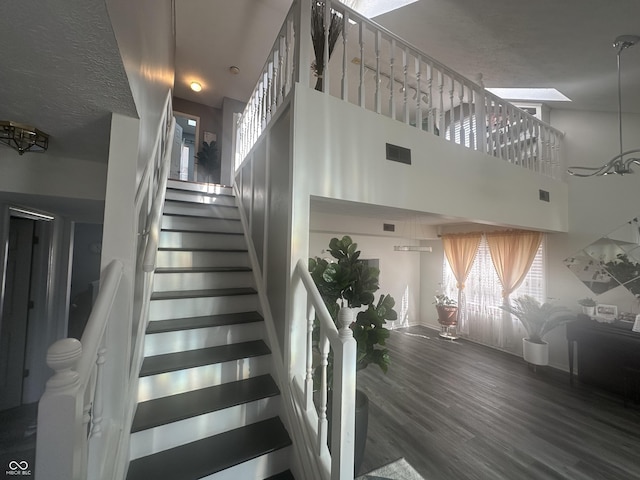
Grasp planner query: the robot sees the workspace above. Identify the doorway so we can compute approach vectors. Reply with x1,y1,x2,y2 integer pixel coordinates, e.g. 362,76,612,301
173,112,200,182
0,208,53,411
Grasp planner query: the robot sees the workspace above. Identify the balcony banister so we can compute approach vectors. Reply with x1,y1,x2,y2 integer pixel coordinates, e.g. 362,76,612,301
143,115,176,272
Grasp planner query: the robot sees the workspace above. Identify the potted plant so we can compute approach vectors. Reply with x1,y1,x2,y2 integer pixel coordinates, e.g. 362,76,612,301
577,297,597,316
195,140,220,184
499,295,574,366
433,294,458,339
309,235,397,471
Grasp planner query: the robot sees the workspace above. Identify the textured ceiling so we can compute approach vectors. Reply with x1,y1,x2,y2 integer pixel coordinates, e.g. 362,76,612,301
175,0,640,115
0,0,136,163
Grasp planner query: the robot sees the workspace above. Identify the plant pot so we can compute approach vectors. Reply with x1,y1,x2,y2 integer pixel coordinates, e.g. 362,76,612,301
582,305,596,317
522,338,549,366
436,305,458,326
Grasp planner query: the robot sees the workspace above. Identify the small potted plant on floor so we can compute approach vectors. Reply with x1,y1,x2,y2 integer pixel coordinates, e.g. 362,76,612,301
577,297,597,317
500,295,574,366
434,294,458,339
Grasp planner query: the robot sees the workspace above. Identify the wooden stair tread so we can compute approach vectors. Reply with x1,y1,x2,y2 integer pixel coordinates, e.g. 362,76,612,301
146,311,263,334
161,228,244,235
131,375,279,432
140,340,271,377
266,470,296,480
157,246,248,252
154,266,252,274
150,287,256,300
163,212,241,220
126,417,291,480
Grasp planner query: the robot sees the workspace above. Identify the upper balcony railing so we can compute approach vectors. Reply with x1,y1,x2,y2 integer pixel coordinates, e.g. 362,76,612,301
235,0,564,180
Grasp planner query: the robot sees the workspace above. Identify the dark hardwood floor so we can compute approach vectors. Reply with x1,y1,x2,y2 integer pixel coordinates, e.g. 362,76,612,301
356,326,640,480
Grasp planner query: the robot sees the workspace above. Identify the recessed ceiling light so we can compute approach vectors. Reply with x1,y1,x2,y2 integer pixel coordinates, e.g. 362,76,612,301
190,81,202,92
485,87,571,102
229,66,240,75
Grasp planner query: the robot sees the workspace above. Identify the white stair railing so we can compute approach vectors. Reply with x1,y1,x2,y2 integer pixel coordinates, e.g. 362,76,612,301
235,0,564,180
36,92,175,480
292,259,356,480
36,259,123,480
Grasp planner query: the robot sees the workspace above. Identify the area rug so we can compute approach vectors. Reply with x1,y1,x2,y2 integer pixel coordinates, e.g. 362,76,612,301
357,457,425,480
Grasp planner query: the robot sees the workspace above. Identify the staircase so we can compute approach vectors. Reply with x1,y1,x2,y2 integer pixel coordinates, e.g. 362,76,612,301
126,180,294,480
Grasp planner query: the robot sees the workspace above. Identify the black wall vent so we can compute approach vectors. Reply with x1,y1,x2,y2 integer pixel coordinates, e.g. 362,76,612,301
539,189,550,202
383,223,395,232
386,143,411,165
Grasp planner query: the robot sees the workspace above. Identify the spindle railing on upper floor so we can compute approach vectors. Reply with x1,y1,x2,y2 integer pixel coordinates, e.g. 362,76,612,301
235,0,564,180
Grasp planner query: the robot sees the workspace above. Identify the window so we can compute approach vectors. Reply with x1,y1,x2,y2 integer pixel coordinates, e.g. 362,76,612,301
442,235,545,350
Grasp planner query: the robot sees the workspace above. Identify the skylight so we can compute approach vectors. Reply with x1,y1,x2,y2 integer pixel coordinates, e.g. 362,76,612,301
340,0,418,18
485,88,571,102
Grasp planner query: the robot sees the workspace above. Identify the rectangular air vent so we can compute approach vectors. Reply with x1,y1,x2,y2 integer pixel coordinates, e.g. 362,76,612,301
386,143,411,165
539,189,550,202
383,223,395,232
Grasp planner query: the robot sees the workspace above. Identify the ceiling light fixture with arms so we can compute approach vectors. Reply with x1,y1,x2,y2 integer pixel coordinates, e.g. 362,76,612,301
568,35,640,176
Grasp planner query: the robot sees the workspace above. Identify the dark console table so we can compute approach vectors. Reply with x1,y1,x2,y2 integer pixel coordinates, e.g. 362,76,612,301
566,316,640,396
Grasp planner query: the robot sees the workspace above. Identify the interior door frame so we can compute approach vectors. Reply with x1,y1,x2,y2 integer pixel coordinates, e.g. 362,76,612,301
174,111,200,181
0,204,69,406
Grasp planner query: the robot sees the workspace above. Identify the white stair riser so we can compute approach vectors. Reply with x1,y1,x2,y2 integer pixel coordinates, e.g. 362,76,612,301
204,445,292,480
166,180,233,196
143,322,264,356
164,201,239,219
162,215,243,233
159,231,245,250
149,295,258,321
152,271,254,292
156,250,250,269
129,396,280,460
137,355,272,402
165,190,236,205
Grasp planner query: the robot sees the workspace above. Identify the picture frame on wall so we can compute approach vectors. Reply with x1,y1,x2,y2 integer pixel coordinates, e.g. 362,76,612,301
595,304,618,323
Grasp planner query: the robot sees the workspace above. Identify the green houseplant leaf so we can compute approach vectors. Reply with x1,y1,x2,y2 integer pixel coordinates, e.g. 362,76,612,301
309,236,396,379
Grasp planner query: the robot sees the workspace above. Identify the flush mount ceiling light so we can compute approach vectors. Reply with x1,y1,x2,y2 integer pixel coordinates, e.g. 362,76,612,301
190,81,202,92
0,121,49,155
568,35,640,176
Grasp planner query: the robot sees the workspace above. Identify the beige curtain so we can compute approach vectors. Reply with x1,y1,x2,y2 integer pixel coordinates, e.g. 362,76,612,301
486,229,544,344
442,232,482,334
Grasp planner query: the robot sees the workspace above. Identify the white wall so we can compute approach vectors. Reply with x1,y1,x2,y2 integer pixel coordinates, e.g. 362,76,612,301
544,108,640,370
105,0,175,186
0,150,107,202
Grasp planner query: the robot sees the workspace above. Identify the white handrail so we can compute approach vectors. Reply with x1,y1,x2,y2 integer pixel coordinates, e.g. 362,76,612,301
36,259,123,480
77,260,124,381
293,258,356,480
37,90,175,480
143,116,176,272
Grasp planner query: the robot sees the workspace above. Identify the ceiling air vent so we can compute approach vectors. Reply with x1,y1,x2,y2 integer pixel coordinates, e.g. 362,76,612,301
383,223,395,232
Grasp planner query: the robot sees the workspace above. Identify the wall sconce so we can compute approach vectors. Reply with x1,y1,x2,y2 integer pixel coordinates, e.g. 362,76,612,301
0,121,49,155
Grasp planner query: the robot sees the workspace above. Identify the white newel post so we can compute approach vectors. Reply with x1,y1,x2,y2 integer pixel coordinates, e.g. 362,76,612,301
332,307,356,480
36,338,84,480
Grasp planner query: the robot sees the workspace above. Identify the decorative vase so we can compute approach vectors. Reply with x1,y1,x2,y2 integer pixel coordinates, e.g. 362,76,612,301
522,338,549,366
